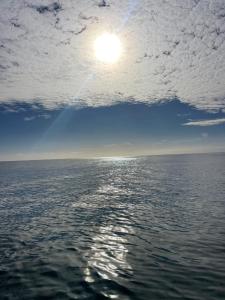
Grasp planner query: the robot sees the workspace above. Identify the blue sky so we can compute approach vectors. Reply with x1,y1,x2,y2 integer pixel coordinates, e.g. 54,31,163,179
0,99,225,160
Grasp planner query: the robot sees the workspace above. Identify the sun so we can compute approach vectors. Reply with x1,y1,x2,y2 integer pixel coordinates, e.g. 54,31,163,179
94,33,122,64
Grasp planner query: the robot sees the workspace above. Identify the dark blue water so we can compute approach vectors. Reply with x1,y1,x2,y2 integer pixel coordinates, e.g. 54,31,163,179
0,154,225,300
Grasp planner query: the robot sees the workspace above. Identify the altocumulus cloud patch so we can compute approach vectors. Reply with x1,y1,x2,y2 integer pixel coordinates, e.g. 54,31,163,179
0,0,225,110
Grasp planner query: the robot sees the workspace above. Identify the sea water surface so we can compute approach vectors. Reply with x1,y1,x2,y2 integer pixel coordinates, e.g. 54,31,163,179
0,153,225,300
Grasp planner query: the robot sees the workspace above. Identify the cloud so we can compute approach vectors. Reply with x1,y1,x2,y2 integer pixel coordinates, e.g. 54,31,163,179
24,116,36,121
201,132,208,138
39,113,51,119
0,0,225,110
183,118,225,126
24,113,51,121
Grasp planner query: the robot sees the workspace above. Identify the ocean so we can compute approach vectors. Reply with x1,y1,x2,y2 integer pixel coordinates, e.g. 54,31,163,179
0,153,225,300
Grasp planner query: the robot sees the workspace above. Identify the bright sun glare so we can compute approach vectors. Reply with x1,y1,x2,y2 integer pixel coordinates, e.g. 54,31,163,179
94,33,122,64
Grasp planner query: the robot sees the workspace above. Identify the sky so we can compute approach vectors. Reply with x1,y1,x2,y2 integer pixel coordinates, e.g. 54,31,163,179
0,0,225,160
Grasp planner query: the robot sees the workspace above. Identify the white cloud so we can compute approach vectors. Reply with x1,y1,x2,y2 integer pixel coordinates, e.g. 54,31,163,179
201,132,208,138
0,0,225,110
24,116,36,121
24,113,51,121
39,113,51,119
183,118,225,126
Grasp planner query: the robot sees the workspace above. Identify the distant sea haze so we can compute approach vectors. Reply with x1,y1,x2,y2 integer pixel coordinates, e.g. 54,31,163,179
0,153,225,299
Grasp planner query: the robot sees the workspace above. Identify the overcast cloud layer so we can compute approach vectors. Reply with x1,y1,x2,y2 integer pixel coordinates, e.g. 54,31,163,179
0,0,225,110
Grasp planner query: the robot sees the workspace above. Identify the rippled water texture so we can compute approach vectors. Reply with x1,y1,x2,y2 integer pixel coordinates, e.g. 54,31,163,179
0,154,225,300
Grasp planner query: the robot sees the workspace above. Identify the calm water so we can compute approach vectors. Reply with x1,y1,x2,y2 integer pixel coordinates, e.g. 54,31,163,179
0,154,225,300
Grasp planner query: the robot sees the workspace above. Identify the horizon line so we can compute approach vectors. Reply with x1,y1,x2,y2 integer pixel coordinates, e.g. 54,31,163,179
1,150,225,163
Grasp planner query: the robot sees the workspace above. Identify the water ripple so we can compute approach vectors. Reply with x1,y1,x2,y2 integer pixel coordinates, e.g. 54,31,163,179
0,154,225,299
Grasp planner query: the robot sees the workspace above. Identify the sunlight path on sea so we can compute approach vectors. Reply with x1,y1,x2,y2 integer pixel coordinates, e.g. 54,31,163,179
72,158,137,299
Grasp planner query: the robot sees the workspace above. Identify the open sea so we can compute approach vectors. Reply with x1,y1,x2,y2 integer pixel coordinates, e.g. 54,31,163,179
0,153,225,300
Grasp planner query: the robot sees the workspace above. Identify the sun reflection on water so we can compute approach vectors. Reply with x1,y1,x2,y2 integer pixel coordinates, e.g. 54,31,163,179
81,182,134,299
100,156,136,162
83,222,133,298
